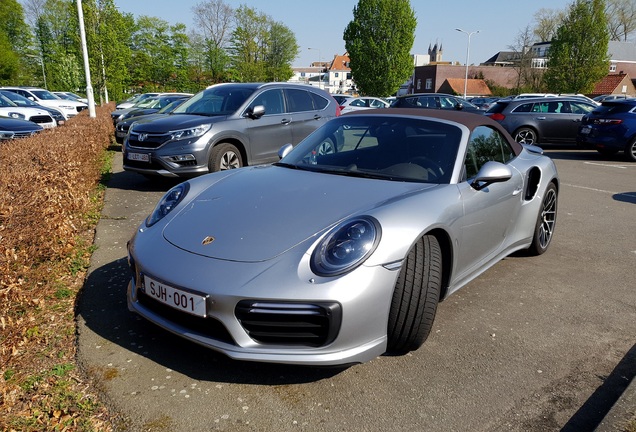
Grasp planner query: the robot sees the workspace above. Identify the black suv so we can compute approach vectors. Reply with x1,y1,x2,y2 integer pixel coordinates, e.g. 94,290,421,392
123,82,339,178
486,97,597,145
390,93,482,113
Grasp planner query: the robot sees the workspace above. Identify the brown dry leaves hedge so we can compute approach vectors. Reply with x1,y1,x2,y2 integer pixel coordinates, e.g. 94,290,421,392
0,105,116,431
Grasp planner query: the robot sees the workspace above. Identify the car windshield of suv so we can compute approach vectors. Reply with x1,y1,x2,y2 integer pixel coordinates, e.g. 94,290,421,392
173,87,254,116
0,94,19,107
31,89,61,100
0,91,38,107
277,116,461,184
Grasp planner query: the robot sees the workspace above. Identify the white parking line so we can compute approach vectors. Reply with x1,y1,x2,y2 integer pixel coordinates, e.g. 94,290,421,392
562,183,636,198
583,162,630,169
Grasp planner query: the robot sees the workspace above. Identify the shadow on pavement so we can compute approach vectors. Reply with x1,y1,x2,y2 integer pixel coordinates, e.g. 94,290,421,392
561,344,636,431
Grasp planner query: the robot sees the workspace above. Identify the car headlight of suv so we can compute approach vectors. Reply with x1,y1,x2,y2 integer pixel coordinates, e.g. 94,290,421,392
170,124,212,141
311,217,381,276
146,182,190,227
8,112,26,119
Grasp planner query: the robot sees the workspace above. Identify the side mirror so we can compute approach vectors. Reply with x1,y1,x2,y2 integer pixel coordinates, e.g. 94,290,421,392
278,143,293,159
471,161,512,190
455,103,464,110
248,105,265,119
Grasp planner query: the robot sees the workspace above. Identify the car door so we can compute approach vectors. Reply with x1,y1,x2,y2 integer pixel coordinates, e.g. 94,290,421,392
529,101,567,142
455,126,524,278
285,88,325,144
243,88,292,165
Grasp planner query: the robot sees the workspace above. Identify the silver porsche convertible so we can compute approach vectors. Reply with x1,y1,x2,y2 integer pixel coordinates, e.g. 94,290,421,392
127,108,559,366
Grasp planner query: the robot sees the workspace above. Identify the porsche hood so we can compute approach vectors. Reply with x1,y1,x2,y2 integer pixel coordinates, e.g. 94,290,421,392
162,165,434,262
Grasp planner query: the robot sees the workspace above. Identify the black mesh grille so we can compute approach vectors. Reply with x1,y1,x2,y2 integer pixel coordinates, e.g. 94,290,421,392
128,132,171,149
30,115,53,124
235,301,341,347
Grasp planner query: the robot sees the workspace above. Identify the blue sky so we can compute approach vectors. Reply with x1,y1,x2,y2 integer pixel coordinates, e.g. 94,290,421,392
114,0,576,67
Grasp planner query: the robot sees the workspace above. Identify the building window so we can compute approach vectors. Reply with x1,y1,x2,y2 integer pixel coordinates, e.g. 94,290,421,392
334,72,339,77
417,79,422,90
609,63,617,72
425,78,432,90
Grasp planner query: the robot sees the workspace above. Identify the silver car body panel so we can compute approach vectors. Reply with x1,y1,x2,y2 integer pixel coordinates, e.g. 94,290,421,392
127,110,559,365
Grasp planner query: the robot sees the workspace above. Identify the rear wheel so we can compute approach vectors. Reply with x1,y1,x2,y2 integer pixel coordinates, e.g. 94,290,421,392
514,127,538,145
625,139,636,162
209,143,242,172
527,183,558,255
387,235,442,354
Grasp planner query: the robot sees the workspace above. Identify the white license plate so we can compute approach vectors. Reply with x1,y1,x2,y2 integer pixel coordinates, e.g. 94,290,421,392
580,127,591,134
142,275,208,317
128,152,150,162
42,123,56,129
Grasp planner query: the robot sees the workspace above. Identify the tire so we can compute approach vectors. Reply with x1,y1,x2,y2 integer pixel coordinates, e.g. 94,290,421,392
317,137,336,155
624,139,636,162
526,182,558,256
514,127,538,145
209,143,242,172
387,235,442,354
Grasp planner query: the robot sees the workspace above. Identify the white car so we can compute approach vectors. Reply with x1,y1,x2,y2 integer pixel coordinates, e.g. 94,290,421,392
0,93,56,129
53,91,90,105
339,96,390,114
0,87,87,119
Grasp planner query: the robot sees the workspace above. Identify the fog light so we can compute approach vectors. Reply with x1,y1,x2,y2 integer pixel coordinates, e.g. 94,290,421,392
165,154,196,163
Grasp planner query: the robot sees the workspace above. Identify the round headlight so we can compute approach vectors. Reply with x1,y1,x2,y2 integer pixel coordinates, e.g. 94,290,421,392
146,182,190,227
311,217,381,276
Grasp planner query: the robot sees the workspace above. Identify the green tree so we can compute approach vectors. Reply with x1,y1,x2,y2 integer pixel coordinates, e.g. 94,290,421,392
343,0,416,96
81,0,135,102
129,16,189,91
0,0,31,84
265,21,298,81
543,0,610,93
191,0,234,83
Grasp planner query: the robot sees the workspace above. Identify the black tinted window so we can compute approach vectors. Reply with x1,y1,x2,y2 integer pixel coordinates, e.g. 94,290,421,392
310,92,329,110
286,89,315,112
465,126,515,179
512,103,533,113
249,89,285,115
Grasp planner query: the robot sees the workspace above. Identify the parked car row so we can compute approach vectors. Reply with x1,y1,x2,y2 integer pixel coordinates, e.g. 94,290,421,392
0,86,89,141
381,91,634,162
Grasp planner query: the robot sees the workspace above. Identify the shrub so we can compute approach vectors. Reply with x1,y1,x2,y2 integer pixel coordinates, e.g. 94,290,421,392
0,105,115,431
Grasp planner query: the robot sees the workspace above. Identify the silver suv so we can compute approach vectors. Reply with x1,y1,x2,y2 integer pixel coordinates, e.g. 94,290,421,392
123,82,339,177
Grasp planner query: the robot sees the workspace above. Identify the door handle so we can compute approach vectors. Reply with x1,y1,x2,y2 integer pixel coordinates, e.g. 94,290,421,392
313,115,322,120
513,187,523,196
281,118,291,125
536,116,546,120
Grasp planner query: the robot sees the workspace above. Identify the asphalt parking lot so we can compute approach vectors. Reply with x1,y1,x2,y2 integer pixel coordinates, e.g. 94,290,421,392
77,147,635,431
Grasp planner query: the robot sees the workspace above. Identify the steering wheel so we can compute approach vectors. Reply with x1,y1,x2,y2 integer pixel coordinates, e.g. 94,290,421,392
409,156,444,180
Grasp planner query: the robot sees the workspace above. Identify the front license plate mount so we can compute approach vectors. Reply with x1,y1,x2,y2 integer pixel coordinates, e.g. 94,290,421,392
141,274,208,317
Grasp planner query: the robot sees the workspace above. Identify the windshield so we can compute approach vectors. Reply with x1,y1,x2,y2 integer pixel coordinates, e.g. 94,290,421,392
0,91,37,107
0,94,18,107
31,90,60,100
173,86,254,116
278,115,461,184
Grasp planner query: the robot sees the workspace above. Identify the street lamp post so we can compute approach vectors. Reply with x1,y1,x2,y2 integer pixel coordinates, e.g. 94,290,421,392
455,28,479,99
308,47,322,90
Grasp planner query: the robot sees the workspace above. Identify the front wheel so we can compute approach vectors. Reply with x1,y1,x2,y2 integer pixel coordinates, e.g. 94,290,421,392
209,143,242,172
514,127,538,145
527,182,558,255
387,235,442,354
